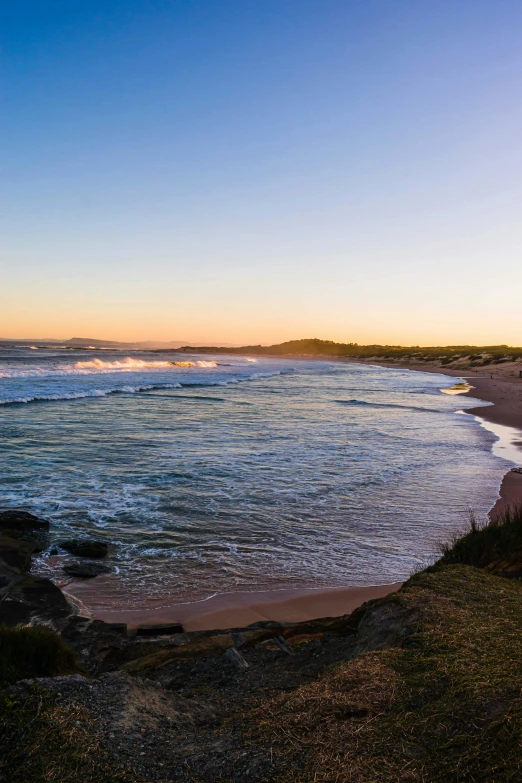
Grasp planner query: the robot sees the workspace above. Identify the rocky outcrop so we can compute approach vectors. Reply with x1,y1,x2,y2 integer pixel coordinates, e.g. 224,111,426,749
58,616,128,673
0,509,49,551
59,539,108,558
0,509,49,532
0,534,35,574
0,572,73,626
0,510,74,628
63,561,113,578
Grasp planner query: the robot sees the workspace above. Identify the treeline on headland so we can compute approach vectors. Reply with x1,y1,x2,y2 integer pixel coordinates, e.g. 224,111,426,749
171,338,522,365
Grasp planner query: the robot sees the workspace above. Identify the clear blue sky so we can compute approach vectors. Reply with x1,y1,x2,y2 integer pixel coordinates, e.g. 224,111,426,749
1,1,521,344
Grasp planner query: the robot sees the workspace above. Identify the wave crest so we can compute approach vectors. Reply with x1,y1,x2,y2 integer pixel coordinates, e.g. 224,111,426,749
74,357,174,370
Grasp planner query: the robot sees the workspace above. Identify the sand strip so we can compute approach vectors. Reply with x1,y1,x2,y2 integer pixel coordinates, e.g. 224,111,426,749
95,582,402,631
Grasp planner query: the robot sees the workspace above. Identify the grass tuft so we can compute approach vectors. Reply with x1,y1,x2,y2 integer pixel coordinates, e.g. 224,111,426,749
0,624,79,688
437,503,522,570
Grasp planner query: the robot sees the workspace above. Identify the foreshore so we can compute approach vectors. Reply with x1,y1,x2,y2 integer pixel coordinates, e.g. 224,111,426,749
95,582,403,631
357,358,522,517
74,358,522,632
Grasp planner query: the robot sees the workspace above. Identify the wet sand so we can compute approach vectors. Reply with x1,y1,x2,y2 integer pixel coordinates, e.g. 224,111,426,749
94,582,402,631
489,469,522,518
83,359,522,632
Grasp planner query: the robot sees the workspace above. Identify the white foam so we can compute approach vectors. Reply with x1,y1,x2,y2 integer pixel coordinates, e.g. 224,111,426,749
0,356,221,379
74,357,175,370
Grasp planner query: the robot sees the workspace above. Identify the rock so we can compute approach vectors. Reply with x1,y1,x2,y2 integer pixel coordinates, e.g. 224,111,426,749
59,539,108,558
274,636,295,655
0,509,49,532
58,616,128,674
0,573,73,626
0,535,35,574
224,647,249,669
135,623,184,637
0,509,49,551
63,561,113,578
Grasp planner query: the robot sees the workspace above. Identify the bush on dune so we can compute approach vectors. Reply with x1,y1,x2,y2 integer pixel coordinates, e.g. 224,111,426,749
438,503,522,570
0,624,78,688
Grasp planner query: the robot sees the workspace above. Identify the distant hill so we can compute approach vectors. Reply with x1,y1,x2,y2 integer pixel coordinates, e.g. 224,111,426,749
67,338,240,349
174,337,522,362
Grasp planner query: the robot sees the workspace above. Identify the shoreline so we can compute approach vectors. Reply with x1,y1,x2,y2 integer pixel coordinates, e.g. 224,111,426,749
76,357,522,632
94,582,403,632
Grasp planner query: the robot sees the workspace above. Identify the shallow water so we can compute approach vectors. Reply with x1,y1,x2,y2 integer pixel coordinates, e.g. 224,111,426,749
0,347,515,609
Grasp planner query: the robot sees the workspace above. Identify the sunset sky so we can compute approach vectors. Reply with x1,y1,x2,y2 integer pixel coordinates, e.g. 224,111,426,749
2,1,521,345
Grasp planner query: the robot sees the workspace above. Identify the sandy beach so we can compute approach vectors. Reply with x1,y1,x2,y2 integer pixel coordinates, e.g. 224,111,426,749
94,582,403,631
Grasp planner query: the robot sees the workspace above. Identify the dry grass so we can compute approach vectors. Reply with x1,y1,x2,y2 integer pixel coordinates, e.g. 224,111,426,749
249,565,522,782
0,685,133,783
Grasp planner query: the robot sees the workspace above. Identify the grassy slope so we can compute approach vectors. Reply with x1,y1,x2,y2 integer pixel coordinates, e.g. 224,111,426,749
3,508,522,781
0,626,132,782
0,687,132,783
251,564,522,782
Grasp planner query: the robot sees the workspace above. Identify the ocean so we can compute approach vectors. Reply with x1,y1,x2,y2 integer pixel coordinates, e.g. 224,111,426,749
0,346,514,611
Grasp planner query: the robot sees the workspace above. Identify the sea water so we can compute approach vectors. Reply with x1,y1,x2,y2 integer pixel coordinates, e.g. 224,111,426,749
0,346,514,610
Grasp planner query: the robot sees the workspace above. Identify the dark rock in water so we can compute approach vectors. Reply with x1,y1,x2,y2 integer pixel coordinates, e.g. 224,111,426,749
59,539,108,559
0,573,73,626
63,561,112,579
0,534,35,574
0,509,49,532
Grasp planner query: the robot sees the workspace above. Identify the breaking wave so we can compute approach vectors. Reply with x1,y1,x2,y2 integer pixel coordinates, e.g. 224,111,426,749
74,357,174,370
0,369,285,405
0,384,181,405
0,357,219,378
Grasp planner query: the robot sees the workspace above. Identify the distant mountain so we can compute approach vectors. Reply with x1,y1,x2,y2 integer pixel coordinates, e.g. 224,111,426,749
68,338,124,346
66,338,239,349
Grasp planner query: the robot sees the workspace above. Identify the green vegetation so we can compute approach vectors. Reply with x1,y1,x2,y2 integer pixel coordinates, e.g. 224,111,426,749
3,508,522,781
437,503,522,571
0,624,78,688
252,565,522,782
176,338,522,364
246,506,522,782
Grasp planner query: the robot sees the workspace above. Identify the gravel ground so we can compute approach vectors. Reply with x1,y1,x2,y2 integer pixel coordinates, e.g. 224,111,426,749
10,631,359,782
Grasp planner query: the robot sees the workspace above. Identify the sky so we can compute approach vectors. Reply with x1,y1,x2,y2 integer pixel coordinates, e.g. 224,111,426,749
1,0,521,346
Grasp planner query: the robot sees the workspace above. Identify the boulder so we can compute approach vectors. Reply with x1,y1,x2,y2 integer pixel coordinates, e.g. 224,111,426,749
0,535,35,574
0,573,73,626
58,617,128,674
0,510,49,551
63,561,112,579
59,539,108,558
0,509,49,532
